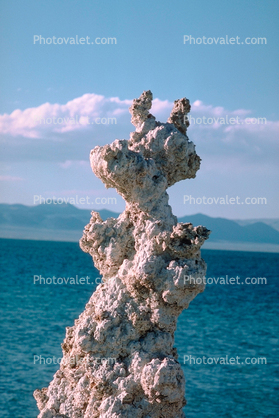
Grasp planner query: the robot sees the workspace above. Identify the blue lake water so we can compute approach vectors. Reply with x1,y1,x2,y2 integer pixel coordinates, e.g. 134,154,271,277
0,238,278,417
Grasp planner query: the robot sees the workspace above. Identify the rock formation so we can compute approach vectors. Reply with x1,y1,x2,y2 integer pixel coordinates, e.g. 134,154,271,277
34,91,210,418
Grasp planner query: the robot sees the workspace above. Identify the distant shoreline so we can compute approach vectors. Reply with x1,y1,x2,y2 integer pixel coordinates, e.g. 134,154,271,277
1,229,279,253
1,203,278,252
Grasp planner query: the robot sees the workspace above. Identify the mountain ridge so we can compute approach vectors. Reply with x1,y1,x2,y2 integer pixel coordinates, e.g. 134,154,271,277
0,204,278,250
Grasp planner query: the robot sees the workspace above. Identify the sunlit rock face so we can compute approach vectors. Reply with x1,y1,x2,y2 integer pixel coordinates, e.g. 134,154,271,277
34,91,210,418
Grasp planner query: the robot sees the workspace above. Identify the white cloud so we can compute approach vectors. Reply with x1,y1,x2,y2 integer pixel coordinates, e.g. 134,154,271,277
0,93,174,139
59,160,89,169
0,93,278,171
187,100,279,169
0,93,132,138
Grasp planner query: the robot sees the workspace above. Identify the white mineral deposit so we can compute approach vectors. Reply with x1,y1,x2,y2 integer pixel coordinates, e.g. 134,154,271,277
34,90,210,418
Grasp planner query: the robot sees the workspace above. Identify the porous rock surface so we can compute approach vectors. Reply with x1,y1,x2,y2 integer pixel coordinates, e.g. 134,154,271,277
34,91,210,418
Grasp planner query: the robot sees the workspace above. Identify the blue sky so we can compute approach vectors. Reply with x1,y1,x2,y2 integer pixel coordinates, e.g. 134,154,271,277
0,0,278,219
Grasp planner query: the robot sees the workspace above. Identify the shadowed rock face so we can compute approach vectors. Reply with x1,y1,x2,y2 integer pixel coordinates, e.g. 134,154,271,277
34,91,210,418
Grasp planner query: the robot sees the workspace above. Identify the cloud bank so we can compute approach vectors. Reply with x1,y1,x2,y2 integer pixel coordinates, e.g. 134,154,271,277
0,93,278,171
